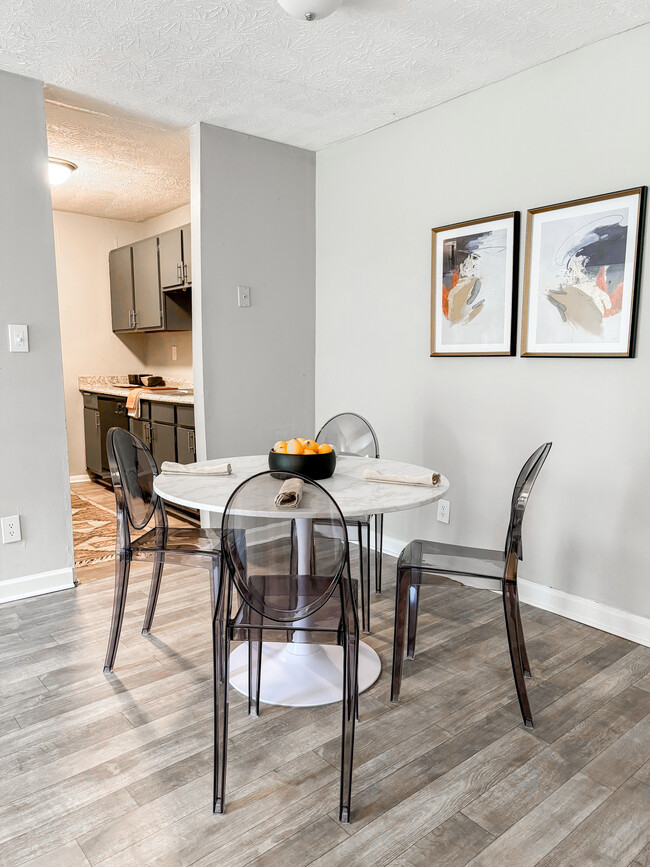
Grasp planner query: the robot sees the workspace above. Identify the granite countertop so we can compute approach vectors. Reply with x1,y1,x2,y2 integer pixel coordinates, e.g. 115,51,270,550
79,376,194,406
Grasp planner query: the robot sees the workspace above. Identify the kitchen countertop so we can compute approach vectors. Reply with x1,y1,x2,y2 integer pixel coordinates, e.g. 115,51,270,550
78,376,194,405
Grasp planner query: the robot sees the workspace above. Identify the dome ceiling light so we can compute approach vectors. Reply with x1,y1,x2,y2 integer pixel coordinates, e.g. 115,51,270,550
48,157,78,186
277,0,343,21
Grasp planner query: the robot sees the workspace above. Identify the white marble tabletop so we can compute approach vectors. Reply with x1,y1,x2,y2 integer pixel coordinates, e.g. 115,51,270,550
154,454,449,518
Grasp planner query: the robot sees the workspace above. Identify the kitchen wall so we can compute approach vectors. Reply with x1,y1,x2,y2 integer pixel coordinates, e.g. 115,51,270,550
0,70,74,601
191,123,315,463
315,25,650,635
53,204,192,477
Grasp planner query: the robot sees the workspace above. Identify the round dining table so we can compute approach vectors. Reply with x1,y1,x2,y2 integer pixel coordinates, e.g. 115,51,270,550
154,454,449,708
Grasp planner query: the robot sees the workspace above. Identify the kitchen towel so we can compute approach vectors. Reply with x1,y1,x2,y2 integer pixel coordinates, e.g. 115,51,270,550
363,468,441,487
126,386,180,419
161,461,232,475
274,478,304,509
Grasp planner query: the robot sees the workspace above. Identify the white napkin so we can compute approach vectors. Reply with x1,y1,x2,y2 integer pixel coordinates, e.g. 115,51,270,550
363,468,441,487
161,461,232,476
274,478,304,509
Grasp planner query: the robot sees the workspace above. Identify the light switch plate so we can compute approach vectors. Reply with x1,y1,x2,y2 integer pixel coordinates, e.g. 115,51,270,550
8,324,29,352
237,286,251,308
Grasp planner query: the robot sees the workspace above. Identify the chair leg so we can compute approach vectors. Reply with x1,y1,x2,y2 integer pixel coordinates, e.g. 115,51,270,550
339,628,358,823
248,625,263,717
213,612,230,813
503,580,534,728
407,583,420,660
514,589,531,677
141,554,165,636
364,522,371,633
374,514,384,594
103,551,131,674
357,525,367,633
390,566,411,703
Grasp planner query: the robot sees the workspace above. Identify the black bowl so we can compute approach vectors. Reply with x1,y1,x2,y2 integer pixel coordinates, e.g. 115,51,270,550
268,449,336,481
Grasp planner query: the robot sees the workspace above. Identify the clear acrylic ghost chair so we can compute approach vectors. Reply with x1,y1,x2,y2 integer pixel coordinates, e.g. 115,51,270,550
103,427,221,673
213,470,359,823
390,443,552,728
316,412,382,632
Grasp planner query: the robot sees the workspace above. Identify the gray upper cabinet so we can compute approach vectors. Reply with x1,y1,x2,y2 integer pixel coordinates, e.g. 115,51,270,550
109,246,134,332
132,237,162,330
159,224,191,290
110,224,192,334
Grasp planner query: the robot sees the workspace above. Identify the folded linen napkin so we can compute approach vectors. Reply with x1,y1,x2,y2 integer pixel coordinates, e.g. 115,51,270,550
274,478,304,509
363,468,441,487
160,461,232,476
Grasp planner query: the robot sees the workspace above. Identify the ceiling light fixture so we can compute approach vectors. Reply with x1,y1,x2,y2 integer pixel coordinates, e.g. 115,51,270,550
277,0,343,21
48,157,78,186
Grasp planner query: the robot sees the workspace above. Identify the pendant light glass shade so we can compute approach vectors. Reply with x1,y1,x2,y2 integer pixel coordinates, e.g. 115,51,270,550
277,0,343,20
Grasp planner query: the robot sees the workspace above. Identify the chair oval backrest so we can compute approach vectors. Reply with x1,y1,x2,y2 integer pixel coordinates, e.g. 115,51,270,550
107,427,159,530
316,413,379,458
505,442,552,559
220,471,349,623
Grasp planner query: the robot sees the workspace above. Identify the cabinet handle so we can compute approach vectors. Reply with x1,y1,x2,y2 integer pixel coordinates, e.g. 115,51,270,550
183,263,188,282
177,263,182,280
133,310,137,328
95,413,101,431
189,430,195,454
146,425,152,445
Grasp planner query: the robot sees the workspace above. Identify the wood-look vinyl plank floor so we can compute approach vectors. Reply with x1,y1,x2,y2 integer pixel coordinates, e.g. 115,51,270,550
0,539,649,866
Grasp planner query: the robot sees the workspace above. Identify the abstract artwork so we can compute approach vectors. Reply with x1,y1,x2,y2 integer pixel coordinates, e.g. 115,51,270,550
522,188,646,357
431,212,519,356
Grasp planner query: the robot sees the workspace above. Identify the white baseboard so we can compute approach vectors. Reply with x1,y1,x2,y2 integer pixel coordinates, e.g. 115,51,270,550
374,533,650,649
70,474,91,484
0,567,76,605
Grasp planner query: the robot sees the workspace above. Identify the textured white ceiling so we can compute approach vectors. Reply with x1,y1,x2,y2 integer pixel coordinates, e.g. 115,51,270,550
45,97,189,222
2,0,649,153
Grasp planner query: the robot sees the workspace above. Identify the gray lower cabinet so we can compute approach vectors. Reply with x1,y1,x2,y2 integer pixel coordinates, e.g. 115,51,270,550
176,426,196,464
83,406,102,475
109,246,134,332
151,421,176,467
83,393,128,478
132,237,162,330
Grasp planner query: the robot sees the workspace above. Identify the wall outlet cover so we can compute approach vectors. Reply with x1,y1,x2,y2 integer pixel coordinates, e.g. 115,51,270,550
8,324,29,352
437,499,450,524
1,515,22,543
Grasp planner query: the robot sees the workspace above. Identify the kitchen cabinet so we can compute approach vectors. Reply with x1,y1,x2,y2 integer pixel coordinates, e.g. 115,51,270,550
159,224,191,290
83,406,102,476
83,393,128,479
151,421,176,467
176,427,196,464
109,226,191,334
109,246,134,332
132,237,162,330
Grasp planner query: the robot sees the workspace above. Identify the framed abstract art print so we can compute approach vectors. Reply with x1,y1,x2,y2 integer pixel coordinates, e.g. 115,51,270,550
522,187,647,357
430,212,519,356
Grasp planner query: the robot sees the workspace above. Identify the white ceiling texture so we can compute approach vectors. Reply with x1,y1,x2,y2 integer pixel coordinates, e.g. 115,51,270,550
2,0,648,220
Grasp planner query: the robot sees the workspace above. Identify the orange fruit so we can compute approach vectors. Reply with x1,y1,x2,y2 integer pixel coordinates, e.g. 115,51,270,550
303,439,318,452
303,449,317,456
275,445,288,454
297,438,308,445
287,438,304,455
273,441,287,452
317,443,333,454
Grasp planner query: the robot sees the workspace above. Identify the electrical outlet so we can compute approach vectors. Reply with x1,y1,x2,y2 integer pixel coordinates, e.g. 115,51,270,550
1,515,22,543
436,499,450,524
237,285,251,308
171,345,177,361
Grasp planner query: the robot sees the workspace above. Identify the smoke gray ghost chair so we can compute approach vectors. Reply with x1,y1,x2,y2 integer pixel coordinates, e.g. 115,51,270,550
103,427,221,673
390,443,552,728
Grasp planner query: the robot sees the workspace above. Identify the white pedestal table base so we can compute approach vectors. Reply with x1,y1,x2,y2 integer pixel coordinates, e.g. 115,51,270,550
228,641,381,707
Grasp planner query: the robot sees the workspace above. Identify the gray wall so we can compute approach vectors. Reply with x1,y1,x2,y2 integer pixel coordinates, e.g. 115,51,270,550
315,25,650,621
191,123,316,462
0,70,74,600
